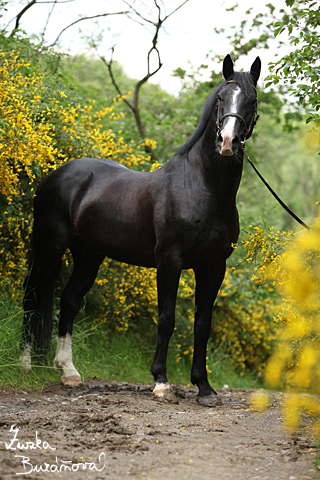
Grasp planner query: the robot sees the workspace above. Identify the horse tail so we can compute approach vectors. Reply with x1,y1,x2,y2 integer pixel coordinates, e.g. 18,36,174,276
23,228,62,357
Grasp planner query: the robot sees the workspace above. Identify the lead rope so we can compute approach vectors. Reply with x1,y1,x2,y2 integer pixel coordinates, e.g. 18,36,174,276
240,143,311,231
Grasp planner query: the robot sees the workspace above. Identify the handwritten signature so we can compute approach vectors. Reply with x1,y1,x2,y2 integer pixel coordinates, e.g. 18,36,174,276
6,425,107,475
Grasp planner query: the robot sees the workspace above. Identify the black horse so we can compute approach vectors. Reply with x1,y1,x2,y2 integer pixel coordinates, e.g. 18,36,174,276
21,55,261,406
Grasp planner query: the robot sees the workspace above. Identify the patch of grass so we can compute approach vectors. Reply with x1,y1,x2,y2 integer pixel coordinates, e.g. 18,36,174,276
0,295,264,391
72,322,155,384
207,354,263,390
71,321,263,389
166,347,263,389
0,296,61,388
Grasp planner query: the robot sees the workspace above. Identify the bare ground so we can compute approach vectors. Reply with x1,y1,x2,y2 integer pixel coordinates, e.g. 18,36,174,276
0,380,317,479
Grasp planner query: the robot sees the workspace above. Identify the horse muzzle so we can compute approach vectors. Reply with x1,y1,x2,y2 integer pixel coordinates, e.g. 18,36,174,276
217,130,241,157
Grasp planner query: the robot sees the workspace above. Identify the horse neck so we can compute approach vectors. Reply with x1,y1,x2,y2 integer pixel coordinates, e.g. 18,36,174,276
187,118,244,209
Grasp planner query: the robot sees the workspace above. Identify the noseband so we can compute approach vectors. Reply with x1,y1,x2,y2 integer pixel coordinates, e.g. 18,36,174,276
216,80,259,143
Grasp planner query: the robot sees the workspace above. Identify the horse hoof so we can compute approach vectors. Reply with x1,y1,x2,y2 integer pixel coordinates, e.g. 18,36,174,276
153,383,179,404
61,375,82,387
197,393,222,407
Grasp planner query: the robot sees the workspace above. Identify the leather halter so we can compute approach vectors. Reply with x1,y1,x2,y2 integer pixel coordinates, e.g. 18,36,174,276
216,80,259,142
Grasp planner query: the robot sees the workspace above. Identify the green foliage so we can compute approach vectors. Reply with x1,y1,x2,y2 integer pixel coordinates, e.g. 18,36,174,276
266,0,320,123
0,2,8,20
0,29,66,77
212,2,285,63
62,54,134,102
239,113,320,231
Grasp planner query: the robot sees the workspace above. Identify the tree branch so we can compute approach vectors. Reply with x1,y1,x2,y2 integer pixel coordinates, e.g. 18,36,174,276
120,0,155,26
164,0,190,21
48,11,129,47
99,47,135,115
121,0,190,25
97,46,156,158
41,0,58,41
128,5,163,158
96,0,189,161
37,1,78,2
10,0,37,36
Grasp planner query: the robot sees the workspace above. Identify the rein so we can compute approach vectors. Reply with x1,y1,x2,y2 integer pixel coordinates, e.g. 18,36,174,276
240,144,311,231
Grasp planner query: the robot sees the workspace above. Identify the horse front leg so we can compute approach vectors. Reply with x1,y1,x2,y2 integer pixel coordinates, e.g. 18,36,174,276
191,261,226,407
151,254,181,403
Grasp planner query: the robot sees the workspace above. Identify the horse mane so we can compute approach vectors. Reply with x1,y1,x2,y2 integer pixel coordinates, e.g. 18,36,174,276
176,71,257,157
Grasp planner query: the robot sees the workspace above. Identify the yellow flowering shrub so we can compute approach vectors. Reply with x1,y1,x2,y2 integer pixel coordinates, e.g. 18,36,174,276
210,264,280,372
0,51,153,297
265,223,320,389
247,220,320,437
0,53,60,294
242,224,293,283
95,259,158,331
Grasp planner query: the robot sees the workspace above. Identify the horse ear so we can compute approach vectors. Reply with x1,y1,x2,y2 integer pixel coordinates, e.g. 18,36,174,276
223,54,234,80
250,57,261,84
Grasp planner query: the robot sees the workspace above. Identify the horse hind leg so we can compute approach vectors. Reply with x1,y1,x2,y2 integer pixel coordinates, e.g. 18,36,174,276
54,242,104,386
20,245,64,373
20,211,74,372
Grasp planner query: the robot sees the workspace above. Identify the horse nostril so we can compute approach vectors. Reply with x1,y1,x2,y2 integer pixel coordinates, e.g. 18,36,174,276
232,135,240,149
216,134,223,146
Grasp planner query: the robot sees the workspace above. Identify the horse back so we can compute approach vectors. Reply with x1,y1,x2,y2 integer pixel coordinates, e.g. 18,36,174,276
35,158,159,266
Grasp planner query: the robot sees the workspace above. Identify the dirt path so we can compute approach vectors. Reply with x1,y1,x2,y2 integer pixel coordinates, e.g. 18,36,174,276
0,380,317,479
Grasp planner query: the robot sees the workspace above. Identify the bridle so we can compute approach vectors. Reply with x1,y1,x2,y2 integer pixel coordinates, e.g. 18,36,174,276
216,80,259,143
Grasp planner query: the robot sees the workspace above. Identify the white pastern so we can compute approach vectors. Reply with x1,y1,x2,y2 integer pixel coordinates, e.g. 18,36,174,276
153,382,178,403
153,382,171,397
19,345,32,374
54,334,82,386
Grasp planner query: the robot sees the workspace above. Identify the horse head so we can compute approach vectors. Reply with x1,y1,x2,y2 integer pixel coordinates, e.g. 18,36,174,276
216,55,261,157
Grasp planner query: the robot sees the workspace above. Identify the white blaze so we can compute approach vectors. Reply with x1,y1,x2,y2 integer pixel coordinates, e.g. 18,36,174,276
220,86,241,155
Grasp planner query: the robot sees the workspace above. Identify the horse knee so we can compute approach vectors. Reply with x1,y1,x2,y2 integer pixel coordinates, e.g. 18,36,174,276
157,312,175,338
194,315,212,339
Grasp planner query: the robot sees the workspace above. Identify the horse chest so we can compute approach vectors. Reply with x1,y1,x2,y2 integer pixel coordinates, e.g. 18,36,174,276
194,220,231,248
169,212,234,259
